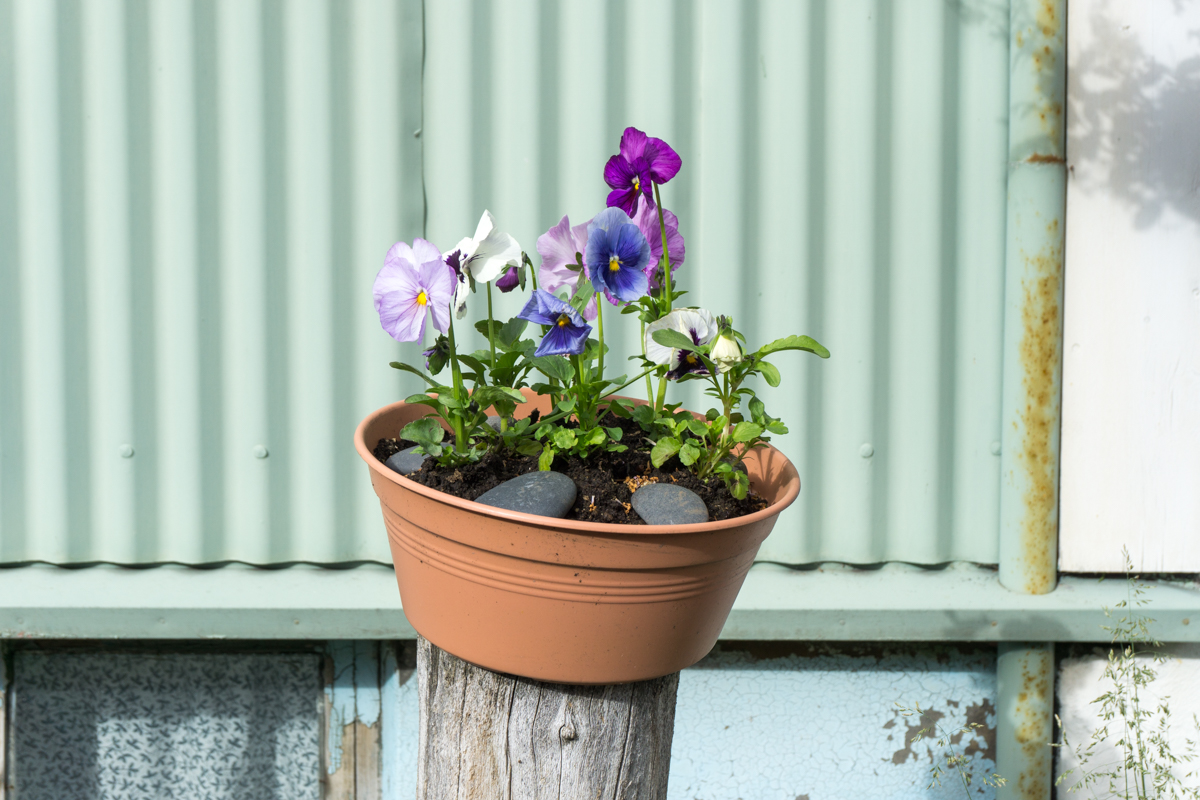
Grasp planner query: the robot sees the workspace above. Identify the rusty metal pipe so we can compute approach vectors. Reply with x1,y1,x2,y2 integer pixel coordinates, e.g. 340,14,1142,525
996,642,1055,800
999,0,1067,596
996,2,1066,798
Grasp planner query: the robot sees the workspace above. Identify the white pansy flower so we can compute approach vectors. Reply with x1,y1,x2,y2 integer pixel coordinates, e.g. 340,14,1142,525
445,210,523,318
644,308,717,370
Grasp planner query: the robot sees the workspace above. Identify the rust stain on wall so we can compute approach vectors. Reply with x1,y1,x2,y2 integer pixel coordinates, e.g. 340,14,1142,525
1017,243,1064,595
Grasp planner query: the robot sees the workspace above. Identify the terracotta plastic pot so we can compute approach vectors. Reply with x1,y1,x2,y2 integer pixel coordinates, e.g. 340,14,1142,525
354,390,800,684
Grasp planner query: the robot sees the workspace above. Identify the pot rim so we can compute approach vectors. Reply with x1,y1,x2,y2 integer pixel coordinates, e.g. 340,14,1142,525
354,397,801,536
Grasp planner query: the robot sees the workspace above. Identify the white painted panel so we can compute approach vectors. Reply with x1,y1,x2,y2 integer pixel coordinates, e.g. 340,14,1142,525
1058,644,1200,793
1060,0,1200,572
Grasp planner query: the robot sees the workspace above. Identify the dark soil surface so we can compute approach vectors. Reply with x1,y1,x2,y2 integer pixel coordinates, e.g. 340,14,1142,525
372,413,767,525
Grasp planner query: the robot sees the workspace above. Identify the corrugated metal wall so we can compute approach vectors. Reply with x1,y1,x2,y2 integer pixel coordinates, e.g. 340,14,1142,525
0,0,1010,566
0,0,425,563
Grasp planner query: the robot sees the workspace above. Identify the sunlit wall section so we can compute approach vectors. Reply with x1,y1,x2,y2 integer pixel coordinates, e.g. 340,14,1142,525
0,0,424,564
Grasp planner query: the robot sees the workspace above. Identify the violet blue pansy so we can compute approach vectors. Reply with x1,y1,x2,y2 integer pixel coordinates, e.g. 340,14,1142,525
537,215,597,320
496,265,520,293
517,289,593,357
373,238,455,342
585,208,651,304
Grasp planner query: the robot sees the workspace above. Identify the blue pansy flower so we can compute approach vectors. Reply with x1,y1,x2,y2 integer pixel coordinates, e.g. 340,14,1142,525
517,289,593,357
584,208,651,304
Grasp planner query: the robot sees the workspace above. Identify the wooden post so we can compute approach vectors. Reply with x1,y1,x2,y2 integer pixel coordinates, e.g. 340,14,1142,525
416,636,679,799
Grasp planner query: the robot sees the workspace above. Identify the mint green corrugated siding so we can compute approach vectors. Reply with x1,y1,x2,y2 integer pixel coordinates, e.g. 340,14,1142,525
0,0,1009,566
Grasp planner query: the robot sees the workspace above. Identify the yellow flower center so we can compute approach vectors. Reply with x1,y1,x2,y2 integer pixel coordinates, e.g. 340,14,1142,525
686,354,698,364
556,314,570,327
609,255,621,272
416,290,428,306
632,176,640,192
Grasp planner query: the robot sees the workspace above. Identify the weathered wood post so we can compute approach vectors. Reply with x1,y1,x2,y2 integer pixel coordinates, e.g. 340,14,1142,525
416,636,679,798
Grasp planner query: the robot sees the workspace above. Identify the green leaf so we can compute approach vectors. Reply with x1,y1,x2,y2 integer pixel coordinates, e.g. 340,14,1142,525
551,428,577,450
605,399,632,418
400,417,445,449
605,426,623,442
515,438,543,457
757,334,830,359
749,397,766,424
729,470,750,500
583,427,607,448
555,396,577,414
389,361,438,387
679,441,701,466
685,419,709,439
732,421,765,443
570,278,595,313
474,319,503,341
651,328,702,352
758,360,781,387
499,317,528,348
532,355,574,383
458,354,488,375
538,445,556,471
766,421,789,435
403,393,442,409
650,437,682,468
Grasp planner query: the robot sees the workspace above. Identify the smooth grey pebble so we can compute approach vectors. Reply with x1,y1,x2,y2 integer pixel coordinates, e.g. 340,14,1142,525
476,471,577,518
631,482,709,525
385,445,429,475
487,415,504,432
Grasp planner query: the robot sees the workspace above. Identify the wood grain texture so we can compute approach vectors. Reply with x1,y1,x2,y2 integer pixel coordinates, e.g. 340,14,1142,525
416,636,678,799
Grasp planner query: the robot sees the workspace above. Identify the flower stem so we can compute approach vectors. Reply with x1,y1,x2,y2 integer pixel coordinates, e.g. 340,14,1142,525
486,282,498,376
596,296,605,382
445,317,468,452
640,320,654,404
653,182,672,315
654,373,668,413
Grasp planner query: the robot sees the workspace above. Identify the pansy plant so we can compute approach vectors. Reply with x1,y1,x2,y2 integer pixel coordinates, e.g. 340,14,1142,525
373,125,829,498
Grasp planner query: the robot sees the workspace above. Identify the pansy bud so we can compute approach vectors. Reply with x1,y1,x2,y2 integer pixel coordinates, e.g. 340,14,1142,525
496,265,520,293
710,332,743,374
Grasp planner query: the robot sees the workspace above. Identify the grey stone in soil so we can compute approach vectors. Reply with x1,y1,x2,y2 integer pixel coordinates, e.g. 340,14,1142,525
385,445,429,475
631,482,709,525
475,471,577,518
486,415,504,432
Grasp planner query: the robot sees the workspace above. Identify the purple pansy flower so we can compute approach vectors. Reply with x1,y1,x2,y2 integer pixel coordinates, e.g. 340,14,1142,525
373,238,454,342
631,202,686,290
537,215,598,319
496,265,520,293
585,208,651,304
619,127,682,184
517,289,593,357
603,127,682,215
603,155,653,216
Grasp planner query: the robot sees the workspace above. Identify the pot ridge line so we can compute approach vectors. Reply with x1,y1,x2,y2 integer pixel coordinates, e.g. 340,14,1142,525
385,515,751,604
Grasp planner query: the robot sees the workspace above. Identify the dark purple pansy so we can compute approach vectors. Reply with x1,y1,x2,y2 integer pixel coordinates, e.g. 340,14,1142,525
585,208,651,304
618,127,681,185
496,265,520,293
517,289,592,357
603,154,653,216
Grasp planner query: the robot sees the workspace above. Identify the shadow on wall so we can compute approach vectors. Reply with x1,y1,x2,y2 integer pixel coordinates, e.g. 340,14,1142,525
1068,0,1200,231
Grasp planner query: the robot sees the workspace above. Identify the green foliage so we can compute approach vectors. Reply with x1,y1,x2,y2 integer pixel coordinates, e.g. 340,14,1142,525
1055,548,1200,800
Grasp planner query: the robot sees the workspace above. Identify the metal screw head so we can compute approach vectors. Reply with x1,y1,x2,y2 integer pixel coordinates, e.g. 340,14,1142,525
118,444,135,458
253,445,269,459
859,443,874,458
